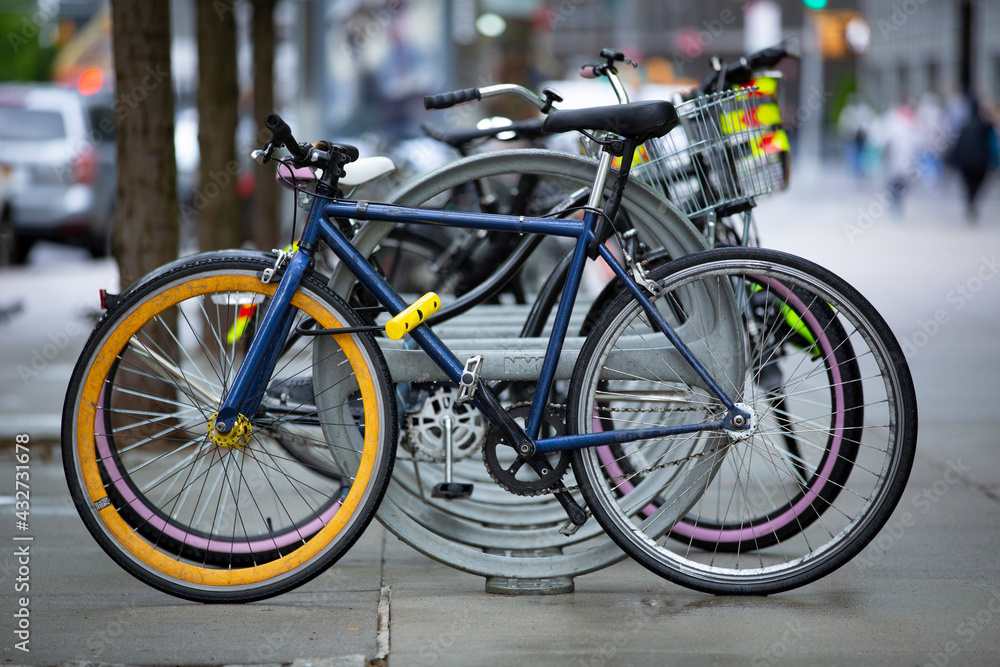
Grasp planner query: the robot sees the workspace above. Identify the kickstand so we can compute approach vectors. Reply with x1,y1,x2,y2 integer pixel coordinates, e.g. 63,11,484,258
432,415,473,499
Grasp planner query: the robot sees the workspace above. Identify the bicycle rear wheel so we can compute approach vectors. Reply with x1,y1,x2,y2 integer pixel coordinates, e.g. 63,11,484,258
582,260,864,553
62,256,396,602
569,247,916,594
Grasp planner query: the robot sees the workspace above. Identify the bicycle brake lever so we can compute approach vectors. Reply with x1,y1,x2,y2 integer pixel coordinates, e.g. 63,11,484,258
251,139,279,165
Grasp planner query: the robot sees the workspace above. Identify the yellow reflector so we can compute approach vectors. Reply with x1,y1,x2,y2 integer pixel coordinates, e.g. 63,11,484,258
386,292,441,340
764,129,791,153
751,76,778,96
720,110,747,134
226,304,258,344
756,103,782,126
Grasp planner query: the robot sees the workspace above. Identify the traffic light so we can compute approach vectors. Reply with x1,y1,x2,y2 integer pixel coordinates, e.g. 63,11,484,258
802,0,828,9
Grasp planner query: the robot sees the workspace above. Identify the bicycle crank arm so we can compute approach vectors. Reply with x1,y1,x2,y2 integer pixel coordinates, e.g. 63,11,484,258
553,485,588,526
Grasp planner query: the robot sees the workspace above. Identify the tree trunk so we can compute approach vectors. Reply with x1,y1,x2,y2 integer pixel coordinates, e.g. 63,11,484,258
110,0,179,289
251,0,279,252
196,0,242,252
109,1,180,435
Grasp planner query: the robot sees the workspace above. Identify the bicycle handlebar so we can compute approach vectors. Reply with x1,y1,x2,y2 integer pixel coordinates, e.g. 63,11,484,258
687,44,792,99
258,113,360,187
424,84,552,112
424,87,482,110
264,113,309,161
746,44,789,70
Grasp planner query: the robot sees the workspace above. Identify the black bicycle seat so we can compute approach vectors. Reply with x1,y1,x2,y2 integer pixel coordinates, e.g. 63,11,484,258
422,118,547,148
542,100,678,145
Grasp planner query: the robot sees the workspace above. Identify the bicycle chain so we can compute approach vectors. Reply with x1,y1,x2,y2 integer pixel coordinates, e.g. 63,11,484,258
484,401,727,499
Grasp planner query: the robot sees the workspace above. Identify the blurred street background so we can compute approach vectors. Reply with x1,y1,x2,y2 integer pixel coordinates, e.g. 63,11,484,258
1,0,999,665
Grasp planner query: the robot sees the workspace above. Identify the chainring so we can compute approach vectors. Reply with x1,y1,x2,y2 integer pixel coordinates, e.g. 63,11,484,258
482,404,571,496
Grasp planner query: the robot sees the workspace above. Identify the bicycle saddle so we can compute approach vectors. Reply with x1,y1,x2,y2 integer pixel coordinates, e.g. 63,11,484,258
542,100,678,145
421,118,547,148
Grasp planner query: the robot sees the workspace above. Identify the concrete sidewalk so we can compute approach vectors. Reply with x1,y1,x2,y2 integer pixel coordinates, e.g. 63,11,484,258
3,434,999,666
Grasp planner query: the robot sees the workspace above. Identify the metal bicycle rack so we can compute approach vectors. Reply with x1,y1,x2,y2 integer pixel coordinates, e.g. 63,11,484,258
322,150,718,594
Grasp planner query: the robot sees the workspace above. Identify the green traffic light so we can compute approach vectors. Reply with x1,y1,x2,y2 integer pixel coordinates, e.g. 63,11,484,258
803,0,828,8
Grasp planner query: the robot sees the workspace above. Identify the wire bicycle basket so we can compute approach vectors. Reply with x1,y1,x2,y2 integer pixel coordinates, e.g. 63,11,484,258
737,72,791,194
627,86,778,219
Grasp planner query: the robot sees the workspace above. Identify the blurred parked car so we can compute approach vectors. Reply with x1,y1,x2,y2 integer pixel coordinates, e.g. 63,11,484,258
0,83,116,263
0,160,12,266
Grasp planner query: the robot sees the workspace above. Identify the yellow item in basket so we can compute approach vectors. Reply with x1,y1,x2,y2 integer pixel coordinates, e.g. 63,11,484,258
721,103,782,135
750,76,778,96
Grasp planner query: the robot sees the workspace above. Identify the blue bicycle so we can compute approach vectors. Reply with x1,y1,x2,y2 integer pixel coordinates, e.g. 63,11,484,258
63,100,916,602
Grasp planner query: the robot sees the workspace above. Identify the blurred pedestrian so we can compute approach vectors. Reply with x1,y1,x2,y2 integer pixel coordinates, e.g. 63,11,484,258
916,91,946,184
837,93,875,179
879,96,920,216
946,96,999,222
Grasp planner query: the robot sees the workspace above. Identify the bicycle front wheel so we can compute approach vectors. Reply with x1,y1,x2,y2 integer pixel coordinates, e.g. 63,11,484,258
569,247,917,595
62,255,396,602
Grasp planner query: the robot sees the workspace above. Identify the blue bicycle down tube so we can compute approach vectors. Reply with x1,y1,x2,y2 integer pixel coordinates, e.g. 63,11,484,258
317,218,465,383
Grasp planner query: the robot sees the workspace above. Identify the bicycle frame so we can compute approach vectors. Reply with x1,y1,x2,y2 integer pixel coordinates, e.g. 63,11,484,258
214,151,746,458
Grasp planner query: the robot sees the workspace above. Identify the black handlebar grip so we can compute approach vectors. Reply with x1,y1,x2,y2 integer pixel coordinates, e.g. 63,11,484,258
264,113,308,160
265,113,290,140
746,45,789,70
423,87,482,110
599,47,626,62
339,143,360,163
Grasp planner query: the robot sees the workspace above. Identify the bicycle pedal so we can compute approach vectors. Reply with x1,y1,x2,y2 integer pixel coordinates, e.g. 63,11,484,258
431,482,474,500
456,355,484,404
559,519,583,537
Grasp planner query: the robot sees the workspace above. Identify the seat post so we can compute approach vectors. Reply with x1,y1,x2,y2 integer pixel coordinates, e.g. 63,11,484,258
586,149,615,209
587,138,637,258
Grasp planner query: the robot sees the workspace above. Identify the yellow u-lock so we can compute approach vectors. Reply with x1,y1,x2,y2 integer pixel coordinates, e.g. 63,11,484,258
385,292,441,340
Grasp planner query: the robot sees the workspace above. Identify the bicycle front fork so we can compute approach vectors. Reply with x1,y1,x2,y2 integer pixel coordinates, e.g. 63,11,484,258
213,248,314,435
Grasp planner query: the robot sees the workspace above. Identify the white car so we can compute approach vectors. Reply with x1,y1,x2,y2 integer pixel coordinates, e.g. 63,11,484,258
0,160,12,266
0,84,116,263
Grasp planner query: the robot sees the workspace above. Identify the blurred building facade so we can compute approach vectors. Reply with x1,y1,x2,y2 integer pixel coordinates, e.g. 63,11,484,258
858,0,999,110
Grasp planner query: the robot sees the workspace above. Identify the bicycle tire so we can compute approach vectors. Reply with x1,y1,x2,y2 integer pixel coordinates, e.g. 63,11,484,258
569,247,917,594
62,255,396,602
581,257,864,552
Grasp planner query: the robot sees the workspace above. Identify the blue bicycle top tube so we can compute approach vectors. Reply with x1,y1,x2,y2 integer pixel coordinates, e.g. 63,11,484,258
322,200,587,239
